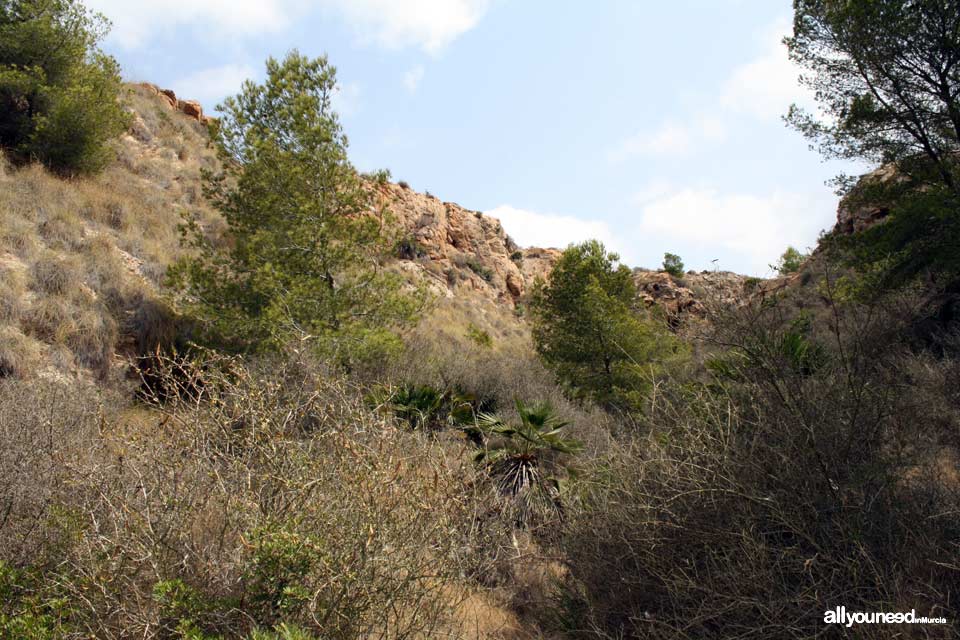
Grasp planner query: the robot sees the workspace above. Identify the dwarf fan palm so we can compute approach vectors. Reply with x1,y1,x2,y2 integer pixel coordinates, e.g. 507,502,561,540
476,400,581,523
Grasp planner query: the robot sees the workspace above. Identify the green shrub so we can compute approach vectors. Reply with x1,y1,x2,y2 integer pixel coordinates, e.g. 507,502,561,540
378,383,475,432
771,245,808,275
171,52,424,368
661,252,684,277
465,258,494,282
466,323,492,347
394,235,426,260
476,400,581,526
0,0,131,175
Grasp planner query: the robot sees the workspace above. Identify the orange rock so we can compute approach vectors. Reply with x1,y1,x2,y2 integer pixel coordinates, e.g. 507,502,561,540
178,100,204,121
158,89,176,109
506,273,523,297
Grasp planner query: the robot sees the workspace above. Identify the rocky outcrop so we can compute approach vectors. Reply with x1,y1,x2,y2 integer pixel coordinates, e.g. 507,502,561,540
371,183,541,304
633,269,760,323
137,83,210,124
178,100,204,121
518,247,562,285
834,163,908,234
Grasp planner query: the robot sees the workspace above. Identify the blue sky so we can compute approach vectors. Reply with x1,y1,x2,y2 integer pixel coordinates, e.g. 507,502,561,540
86,0,864,276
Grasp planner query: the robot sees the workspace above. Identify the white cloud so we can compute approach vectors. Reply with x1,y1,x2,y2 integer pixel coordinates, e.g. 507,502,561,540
486,205,632,262
611,116,726,160
720,19,816,120
634,187,831,275
611,17,815,160
88,0,489,53
402,65,425,93
86,0,302,49
630,179,675,205
323,0,491,54
171,63,256,107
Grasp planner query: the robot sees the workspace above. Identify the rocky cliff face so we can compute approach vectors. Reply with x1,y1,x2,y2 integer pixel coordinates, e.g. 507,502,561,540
834,163,909,235
136,83,211,125
371,182,561,305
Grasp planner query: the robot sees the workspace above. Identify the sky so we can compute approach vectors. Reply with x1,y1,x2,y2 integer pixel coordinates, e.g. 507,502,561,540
85,0,865,276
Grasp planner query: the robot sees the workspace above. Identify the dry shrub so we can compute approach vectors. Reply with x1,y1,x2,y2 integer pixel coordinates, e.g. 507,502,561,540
0,327,43,378
0,83,225,380
0,213,40,259
22,296,118,375
0,356,508,639
30,250,82,295
21,296,74,342
67,306,118,372
0,266,27,324
556,285,960,639
38,207,85,249
79,234,141,313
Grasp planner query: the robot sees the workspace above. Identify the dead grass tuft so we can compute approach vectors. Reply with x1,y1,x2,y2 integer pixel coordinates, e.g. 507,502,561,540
0,326,43,378
30,250,82,295
0,265,27,324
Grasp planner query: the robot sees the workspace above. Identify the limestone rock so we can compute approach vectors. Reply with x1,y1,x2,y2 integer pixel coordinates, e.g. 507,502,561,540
506,273,523,297
633,269,759,325
178,100,204,121
834,163,908,234
370,182,534,306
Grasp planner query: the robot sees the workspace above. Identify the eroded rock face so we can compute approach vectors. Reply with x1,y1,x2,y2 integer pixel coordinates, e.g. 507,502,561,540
371,183,539,304
634,271,705,318
633,269,760,322
136,83,209,123
834,164,907,234
178,100,204,121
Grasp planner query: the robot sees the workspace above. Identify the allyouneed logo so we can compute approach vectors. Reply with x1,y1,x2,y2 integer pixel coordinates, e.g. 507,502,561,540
824,607,948,627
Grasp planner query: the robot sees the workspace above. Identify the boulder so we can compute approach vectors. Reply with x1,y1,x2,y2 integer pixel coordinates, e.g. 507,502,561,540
178,100,204,121
157,89,176,109
506,273,523,297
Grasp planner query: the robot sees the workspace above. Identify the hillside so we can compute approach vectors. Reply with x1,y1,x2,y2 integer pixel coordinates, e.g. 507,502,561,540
0,84,535,380
5,3,960,637
1,84,758,381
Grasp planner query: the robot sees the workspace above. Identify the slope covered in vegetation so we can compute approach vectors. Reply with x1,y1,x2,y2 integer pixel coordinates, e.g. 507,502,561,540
2,0,959,638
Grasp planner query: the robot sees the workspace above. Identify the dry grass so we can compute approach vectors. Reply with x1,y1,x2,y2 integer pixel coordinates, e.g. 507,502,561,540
0,326,43,378
30,249,82,295
0,263,27,324
0,85,226,380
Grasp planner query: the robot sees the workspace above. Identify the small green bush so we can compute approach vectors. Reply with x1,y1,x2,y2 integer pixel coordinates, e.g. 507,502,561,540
466,323,492,347
772,245,808,275
531,240,684,411
465,258,493,282
395,236,426,260
662,252,685,276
